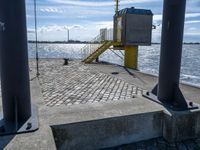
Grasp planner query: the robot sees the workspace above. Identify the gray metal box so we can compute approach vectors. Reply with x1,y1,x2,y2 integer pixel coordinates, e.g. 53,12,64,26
114,7,153,46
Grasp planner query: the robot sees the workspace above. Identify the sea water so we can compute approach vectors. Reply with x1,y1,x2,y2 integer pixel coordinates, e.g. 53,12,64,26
28,43,200,87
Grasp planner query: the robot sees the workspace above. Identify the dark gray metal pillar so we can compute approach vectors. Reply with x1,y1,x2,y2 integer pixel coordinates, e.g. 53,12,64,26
144,0,198,110
158,0,186,105
0,0,38,135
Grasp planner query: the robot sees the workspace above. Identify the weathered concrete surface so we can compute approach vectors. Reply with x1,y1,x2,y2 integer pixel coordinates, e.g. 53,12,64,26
163,109,200,142
0,77,56,150
0,59,200,150
102,138,200,150
51,97,163,150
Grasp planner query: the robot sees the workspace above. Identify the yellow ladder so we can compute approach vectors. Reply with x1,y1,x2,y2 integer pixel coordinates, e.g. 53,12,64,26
83,41,113,63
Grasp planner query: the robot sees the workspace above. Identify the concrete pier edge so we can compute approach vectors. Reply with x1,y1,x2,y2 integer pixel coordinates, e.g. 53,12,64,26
1,79,200,150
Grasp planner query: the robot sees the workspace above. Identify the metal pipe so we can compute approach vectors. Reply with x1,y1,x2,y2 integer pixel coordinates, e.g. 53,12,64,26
67,29,70,42
116,0,119,16
0,0,31,122
34,0,40,77
158,0,186,104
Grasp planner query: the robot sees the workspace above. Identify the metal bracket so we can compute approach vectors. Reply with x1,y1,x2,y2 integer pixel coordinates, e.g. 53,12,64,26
0,105,39,136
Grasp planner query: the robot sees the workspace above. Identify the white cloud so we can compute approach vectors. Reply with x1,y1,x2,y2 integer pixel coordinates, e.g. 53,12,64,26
49,0,159,7
186,13,200,18
35,24,84,33
93,21,113,29
27,28,35,33
28,21,113,41
153,13,200,23
28,24,87,41
185,20,200,24
185,32,200,36
185,26,200,36
153,14,162,21
40,7,64,13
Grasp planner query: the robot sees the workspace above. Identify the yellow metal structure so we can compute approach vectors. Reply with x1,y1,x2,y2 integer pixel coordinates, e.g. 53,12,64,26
82,41,138,69
81,1,141,70
83,41,114,63
124,45,138,69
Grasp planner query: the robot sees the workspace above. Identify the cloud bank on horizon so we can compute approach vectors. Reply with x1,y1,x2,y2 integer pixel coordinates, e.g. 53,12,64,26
26,0,200,42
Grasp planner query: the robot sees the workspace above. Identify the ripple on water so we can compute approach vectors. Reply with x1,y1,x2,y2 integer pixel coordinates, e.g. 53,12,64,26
27,43,200,87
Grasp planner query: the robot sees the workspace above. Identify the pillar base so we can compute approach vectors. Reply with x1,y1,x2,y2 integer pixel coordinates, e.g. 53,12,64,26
143,86,199,111
0,105,39,136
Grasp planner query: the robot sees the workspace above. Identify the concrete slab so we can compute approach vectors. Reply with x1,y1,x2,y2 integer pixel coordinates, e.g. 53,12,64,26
51,97,164,150
163,108,200,142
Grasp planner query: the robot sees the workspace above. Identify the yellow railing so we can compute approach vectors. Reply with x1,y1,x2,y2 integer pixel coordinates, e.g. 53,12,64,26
81,34,103,60
83,41,114,63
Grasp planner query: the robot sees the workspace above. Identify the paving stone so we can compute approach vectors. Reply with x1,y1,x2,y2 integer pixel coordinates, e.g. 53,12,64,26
29,59,143,107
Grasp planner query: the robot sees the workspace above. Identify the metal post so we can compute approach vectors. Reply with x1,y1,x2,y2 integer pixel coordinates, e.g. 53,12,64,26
116,0,119,16
124,45,138,70
0,0,38,135
67,29,70,42
158,0,187,106
144,0,198,110
96,57,99,63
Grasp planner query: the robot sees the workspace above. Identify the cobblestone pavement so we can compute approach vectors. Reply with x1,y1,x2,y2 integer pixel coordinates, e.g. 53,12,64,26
29,59,144,107
0,59,199,149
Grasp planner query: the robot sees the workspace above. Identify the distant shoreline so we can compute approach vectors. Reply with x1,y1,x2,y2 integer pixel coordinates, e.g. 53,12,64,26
28,41,90,44
28,41,200,45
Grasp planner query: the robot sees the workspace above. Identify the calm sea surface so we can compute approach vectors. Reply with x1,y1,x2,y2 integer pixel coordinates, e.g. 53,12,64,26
28,43,200,87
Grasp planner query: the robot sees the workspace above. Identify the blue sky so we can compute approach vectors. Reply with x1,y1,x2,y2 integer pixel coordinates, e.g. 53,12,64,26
26,0,200,42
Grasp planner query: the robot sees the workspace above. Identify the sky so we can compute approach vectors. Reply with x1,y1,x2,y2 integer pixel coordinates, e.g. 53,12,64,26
26,0,200,42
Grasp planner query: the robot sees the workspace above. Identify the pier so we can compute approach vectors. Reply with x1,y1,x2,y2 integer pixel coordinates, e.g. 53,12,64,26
1,59,200,149
1,0,200,149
